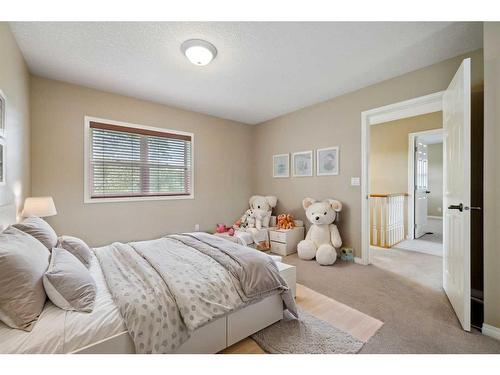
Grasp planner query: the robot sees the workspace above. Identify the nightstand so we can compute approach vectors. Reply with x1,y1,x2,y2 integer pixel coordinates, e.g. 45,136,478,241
269,227,305,256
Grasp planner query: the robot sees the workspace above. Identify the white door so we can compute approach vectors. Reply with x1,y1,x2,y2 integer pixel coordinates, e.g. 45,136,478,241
443,58,471,331
414,140,429,238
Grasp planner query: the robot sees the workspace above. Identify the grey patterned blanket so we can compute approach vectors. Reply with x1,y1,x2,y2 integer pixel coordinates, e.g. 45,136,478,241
94,232,296,353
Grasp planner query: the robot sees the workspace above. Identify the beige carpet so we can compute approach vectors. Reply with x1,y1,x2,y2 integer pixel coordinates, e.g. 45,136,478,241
282,254,500,354
370,247,442,291
392,237,443,257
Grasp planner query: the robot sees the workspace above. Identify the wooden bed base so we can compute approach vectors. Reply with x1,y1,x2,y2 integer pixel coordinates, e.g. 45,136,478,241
73,293,284,354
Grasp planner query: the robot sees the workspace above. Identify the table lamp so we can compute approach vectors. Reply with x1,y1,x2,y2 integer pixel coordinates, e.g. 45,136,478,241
21,197,57,218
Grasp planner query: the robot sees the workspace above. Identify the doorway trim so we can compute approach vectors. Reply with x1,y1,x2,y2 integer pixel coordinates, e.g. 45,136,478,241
360,91,444,265
407,128,444,240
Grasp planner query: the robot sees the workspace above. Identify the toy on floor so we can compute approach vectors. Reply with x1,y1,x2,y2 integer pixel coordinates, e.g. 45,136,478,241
297,197,343,266
340,247,354,262
277,214,295,230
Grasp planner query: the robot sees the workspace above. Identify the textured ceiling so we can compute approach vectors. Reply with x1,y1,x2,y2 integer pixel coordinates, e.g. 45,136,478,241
10,22,482,124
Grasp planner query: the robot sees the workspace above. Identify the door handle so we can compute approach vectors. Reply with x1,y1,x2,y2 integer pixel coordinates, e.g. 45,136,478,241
448,203,464,212
425,190,431,194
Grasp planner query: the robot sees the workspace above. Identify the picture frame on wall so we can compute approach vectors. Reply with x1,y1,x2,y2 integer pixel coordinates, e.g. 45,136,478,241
273,153,289,178
0,138,5,186
292,150,313,177
317,146,339,176
0,90,5,138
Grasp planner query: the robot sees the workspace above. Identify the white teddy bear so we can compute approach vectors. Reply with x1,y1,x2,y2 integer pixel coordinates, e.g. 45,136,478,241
247,195,277,229
297,197,343,266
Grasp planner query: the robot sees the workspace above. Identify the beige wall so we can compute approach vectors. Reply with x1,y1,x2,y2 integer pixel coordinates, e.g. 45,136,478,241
0,24,30,219
30,76,253,246
253,49,483,258
427,143,443,217
483,23,500,329
370,112,442,194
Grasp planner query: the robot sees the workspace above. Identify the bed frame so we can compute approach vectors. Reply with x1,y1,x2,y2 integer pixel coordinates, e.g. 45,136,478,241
73,293,284,354
74,262,296,354
1,204,295,354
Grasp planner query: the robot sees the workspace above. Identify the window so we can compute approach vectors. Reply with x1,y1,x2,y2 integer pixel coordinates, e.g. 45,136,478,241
416,144,428,190
85,117,193,202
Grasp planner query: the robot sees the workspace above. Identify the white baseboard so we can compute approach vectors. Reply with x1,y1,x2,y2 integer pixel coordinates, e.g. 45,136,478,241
482,323,500,341
354,257,368,265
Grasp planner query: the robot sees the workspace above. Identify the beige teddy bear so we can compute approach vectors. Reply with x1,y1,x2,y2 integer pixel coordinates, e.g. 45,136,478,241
297,197,342,265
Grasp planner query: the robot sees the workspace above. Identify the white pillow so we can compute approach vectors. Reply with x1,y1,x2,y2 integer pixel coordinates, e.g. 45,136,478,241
57,235,92,268
0,227,50,331
43,248,96,312
13,216,58,250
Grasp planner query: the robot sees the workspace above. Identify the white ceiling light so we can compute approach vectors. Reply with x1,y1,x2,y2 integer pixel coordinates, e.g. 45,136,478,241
181,39,217,66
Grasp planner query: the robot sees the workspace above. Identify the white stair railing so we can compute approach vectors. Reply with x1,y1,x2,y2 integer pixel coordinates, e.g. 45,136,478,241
370,193,406,248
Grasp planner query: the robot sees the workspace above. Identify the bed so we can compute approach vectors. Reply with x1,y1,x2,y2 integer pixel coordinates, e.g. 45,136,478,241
0,226,296,354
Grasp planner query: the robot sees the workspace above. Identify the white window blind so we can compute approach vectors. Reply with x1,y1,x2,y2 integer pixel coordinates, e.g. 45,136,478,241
89,121,192,199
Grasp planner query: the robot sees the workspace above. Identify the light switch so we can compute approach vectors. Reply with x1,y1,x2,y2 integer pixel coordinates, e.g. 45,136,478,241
351,177,360,186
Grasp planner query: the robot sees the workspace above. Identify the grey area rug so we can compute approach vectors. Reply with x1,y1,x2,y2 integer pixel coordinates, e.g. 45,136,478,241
251,309,364,354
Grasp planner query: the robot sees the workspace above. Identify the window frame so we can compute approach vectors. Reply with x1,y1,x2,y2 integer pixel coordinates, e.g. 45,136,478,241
84,116,194,203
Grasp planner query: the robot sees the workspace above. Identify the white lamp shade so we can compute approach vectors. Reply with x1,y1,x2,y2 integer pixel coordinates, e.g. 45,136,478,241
22,197,57,218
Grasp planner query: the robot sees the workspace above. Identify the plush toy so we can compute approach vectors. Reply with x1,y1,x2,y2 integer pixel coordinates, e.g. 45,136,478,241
277,214,295,230
248,195,277,229
297,197,342,266
216,224,235,236
340,247,354,262
216,223,227,233
234,208,254,229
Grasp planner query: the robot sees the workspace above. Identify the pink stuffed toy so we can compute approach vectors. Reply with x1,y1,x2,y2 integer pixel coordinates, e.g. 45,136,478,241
216,224,227,233
216,224,235,236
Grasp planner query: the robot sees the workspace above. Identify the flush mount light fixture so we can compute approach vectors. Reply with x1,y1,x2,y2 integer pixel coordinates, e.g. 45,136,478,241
181,39,217,66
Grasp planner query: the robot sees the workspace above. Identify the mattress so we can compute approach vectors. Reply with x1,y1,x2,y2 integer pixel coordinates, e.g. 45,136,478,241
0,253,126,354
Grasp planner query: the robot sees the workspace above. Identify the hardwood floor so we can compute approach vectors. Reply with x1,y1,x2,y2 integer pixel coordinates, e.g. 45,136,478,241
220,284,383,354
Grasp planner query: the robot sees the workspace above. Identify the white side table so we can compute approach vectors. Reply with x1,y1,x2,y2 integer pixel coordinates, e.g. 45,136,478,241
269,227,305,256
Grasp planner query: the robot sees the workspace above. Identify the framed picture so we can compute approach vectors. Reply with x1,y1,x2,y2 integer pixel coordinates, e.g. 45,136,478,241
317,146,339,176
0,138,5,186
292,151,313,177
273,153,289,178
0,90,5,137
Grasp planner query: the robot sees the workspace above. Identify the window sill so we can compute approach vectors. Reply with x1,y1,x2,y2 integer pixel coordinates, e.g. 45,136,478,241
84,194,194,204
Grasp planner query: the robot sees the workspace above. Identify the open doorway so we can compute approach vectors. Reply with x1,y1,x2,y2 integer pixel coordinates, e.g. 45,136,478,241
404,129,444,255
367,113,444,290
362,59,480,332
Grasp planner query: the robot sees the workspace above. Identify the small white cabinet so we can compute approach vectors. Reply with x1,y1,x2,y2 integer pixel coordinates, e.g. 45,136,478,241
269,227,305,256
